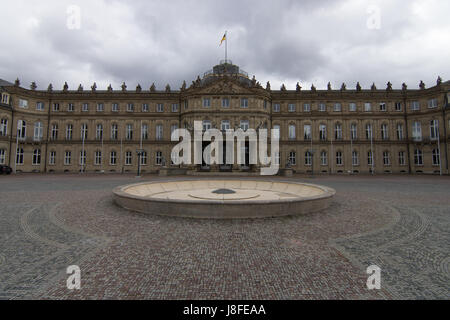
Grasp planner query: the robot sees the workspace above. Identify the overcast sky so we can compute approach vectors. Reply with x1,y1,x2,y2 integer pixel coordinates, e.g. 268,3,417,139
0,0,448,91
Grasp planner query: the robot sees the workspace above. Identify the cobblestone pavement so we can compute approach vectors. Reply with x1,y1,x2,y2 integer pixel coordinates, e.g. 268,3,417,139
0,174,448,299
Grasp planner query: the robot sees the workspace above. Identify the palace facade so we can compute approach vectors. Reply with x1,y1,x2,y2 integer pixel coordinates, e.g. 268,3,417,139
0,60,449,175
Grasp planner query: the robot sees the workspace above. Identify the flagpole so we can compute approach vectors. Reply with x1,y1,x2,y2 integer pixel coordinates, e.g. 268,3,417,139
225,31,228,63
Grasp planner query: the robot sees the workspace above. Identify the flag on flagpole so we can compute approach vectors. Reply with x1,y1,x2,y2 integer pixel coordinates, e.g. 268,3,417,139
220,32,227,46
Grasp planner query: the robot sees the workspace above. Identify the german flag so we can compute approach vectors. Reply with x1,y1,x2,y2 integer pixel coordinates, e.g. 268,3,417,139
220,32,227,46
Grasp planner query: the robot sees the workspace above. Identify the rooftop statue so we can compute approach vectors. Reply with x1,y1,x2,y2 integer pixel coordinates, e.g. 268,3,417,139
30,82,37,90
341,82,346,91
386,82,392,91
419,80,425,90
266,81,271,91
251,75,257,87
296,82,301,92
47,83,53,92
311,84,316,92
150,83,156,92
91,82,97,92
78,84,83,92
181,80,186,91
371,83,377,90
121,82,127,92
63,82,69,92
356,82,362,91
165,84,171,92
402,83,407,91
107,84,113,92
327,82,332,90
437,76,442,85
14,78,20,87
280,84,286,91
136,84,142,93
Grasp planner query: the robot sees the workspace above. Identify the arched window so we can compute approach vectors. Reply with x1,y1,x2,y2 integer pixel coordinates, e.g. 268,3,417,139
16,148,24,164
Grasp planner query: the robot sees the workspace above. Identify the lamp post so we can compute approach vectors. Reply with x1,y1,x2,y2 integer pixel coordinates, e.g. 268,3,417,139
136,149,144,177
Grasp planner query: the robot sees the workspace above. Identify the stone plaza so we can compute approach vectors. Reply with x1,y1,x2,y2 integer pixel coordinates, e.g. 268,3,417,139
0,173,449,299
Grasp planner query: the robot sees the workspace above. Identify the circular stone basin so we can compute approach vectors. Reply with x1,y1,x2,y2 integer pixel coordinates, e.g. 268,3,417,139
113,179,336,219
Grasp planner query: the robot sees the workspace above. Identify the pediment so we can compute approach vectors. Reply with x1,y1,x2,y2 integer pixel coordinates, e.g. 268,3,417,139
190,78,257,95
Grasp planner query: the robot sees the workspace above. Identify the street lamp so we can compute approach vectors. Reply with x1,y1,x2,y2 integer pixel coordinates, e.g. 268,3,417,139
136,149,144,177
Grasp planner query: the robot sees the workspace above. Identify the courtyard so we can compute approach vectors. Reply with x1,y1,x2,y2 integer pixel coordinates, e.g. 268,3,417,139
0,173,448,299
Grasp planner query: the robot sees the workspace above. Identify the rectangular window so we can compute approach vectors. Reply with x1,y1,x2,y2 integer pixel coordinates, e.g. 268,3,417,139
19,99,28,108
157,103,164,112
288,125,296,140
395,102,402,111
352,151,359,166
319,125,327,141
304,125,311,140
141,124,148,140
51,124,58,140
111,124,118,140
379,103,386,111
303,104,311,112
412,121,422,141
273,103,280,112
288,103,296,112
156,151,163,165
364,103,372,112
36,102,44,111
239,120,249,131
66,124,73,141
34,122,43,141
97,103,104,112
95,151,102,165
127,103,134,112
350,124,357,140
399,151,405,166
319,103,326,112
432,149,440,166
0,119,7,136
156,124,163,140
430,120,439,140
140,151,147,166
320,151,327,166
125,151,132,165
368,151,373,166
381,124,389,140
126,124,133,140
16,148,24,165
349,103,357,112
222,98,230,108
32,149,41,165
142,103,149,112
241,98,249,108
49,151,56,165
335,124,342,140
96,124,103,140
68,103,75,112
289,152,296,166
336,151,343,166
334,103,342,112
112,103,119,112
411,101,420,111
64,151,71,165
79,150,86,166
82,103,89,112
221,120,230,131
396,124,404,140
366,124,373,140
81,124,88,140
414,149,423,165
428,98,438,109
110,151,117,165
171,103,179,112
53,103,60,111
203,98,211,108
383,151,390,166
0,149,5,164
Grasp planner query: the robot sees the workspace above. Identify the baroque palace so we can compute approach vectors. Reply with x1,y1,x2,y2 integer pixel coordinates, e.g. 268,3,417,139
0,60,449,175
